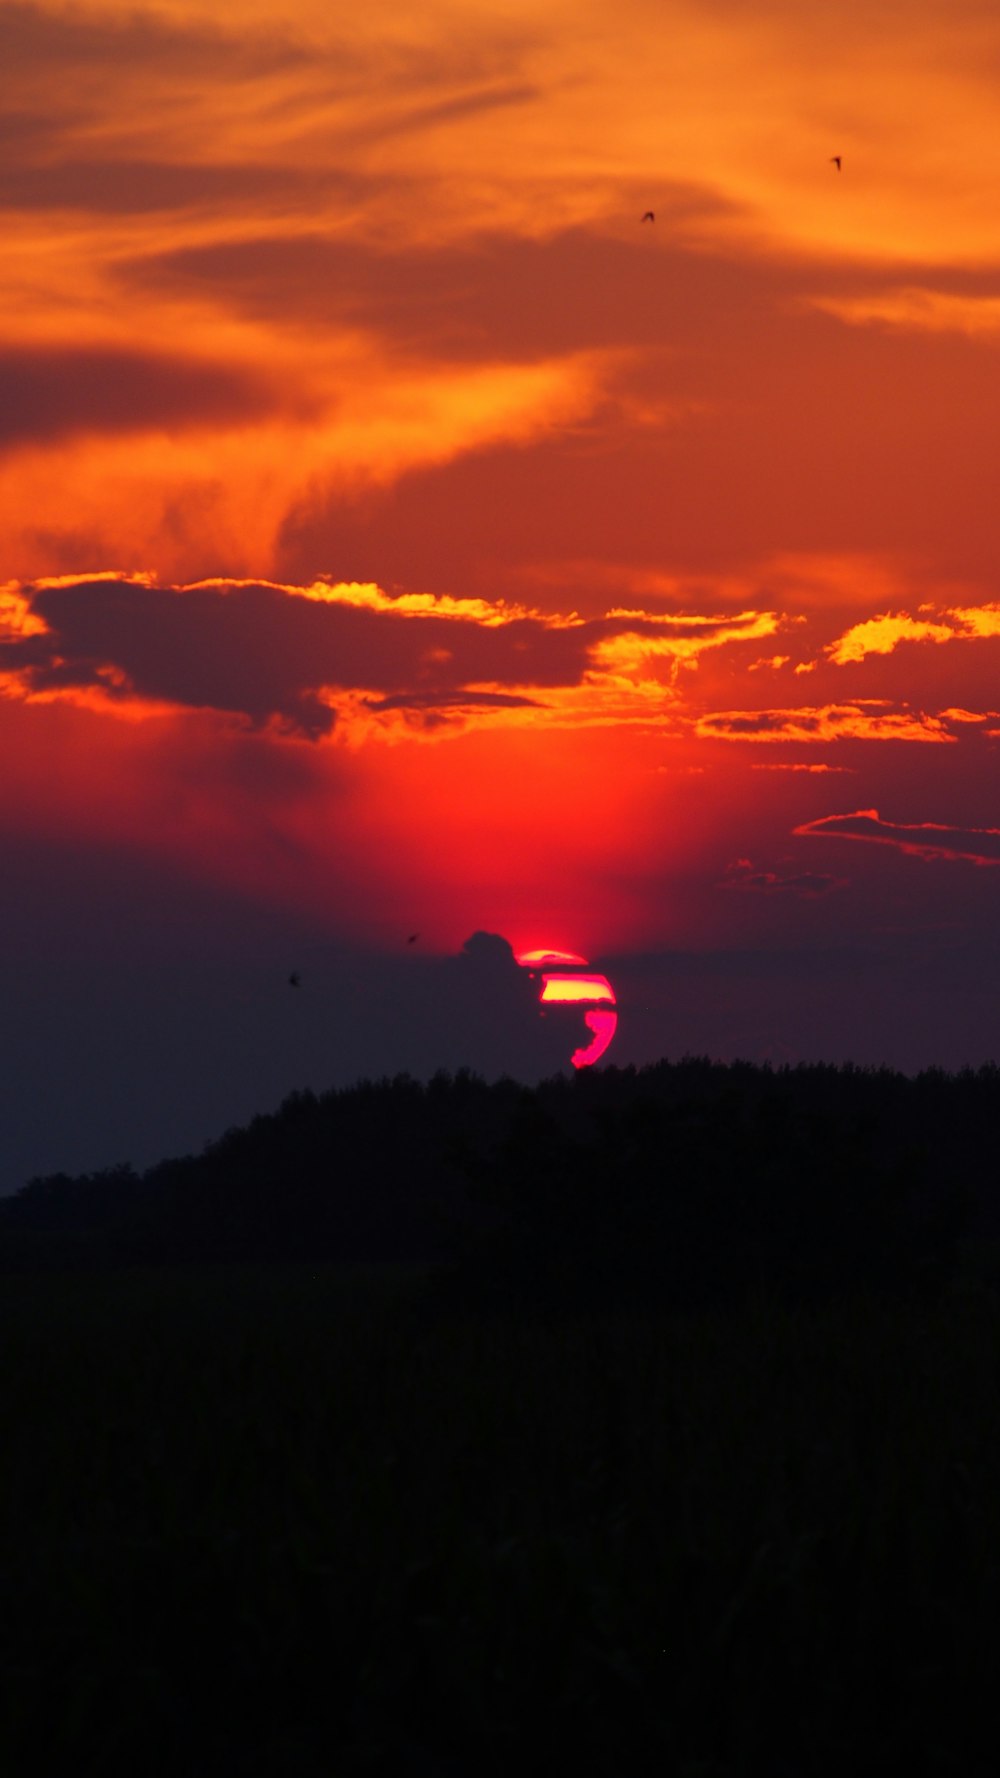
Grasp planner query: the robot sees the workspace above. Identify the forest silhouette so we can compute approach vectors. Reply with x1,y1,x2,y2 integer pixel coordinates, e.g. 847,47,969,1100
3,1057,996,1317
6,1059,1000,1776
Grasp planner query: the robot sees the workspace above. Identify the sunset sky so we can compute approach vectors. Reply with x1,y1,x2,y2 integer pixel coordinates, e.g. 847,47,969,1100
3,0,1000,1188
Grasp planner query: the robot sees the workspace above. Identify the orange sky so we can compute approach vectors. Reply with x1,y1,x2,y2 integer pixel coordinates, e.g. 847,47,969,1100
3,0,1000,1172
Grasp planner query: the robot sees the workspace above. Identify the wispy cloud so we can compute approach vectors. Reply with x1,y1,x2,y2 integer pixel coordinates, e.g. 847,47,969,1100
750,762,855,774
695,704,954,744
795,809,1000,866
0,343,297,449
806,288,1000,340
722,858,847,896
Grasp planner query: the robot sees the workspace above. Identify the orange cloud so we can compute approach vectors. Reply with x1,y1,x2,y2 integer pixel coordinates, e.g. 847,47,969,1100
589,610,781,682
695,704,953,744
0,341,620,581
0,574,781,742
939,707,1000,724
827,604,1000,663
806,289,1000,339
827,613,957,664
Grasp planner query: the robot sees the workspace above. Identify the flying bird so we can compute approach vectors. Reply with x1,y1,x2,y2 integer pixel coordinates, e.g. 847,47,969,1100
830,156,841,171
407,933,419,945
641,210,655,222
288,972,301,987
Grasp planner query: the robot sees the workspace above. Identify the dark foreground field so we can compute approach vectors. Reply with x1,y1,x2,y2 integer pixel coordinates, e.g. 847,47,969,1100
4,1253,1000,1777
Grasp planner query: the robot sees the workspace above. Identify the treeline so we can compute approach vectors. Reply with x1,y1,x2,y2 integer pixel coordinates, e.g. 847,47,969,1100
2,1058,999,1314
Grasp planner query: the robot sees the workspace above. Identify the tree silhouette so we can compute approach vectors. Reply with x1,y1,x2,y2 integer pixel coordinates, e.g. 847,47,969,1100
1,1059,991,1316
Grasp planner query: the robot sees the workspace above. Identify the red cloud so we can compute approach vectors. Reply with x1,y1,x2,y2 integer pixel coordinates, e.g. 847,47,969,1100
794,809,1000,865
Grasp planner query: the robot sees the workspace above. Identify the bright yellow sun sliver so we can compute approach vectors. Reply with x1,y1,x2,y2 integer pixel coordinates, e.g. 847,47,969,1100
535,967,618,1068
540,973,616,1005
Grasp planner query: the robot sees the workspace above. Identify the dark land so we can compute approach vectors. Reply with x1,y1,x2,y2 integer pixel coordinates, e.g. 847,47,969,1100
3,1058,1000,1774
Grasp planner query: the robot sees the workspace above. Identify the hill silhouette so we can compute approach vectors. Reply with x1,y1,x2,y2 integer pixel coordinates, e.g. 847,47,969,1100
2,1057,997,1316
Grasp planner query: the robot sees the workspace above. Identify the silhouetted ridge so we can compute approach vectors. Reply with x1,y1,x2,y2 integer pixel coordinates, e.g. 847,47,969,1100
1,1059,996,1312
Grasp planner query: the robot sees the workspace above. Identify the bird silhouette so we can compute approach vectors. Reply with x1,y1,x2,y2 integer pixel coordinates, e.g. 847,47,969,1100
641,210,655,222
830,156,841,171
288,972,301,987
407,934,419,945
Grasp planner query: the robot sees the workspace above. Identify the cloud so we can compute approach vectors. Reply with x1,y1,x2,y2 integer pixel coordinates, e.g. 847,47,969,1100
0,343,625,585
826,613,957,664
750,762,855,774
118,222,771,362
1,159,346,217
436,930,579,1073
0,345,297,449
363,690,545,735
587,609,780,680
939,706,1000,724
806,288,1000,340
695,703,954,744
827,604,1000,664
2,1,308,83
722,859,847,897
0,574,780,740
794,810,1000,866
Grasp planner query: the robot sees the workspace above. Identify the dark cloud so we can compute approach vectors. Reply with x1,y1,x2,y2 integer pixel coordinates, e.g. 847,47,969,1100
2,576,770,738
0,105,80,150
0,159,362,216
0,7,538,224
0,346,301,449
3,578,585,735
795,810,1000,865
119,219,771,360
277,402,783,599
343,79,540,147
1,2,310,83
708,711,823,736
722,859,847,896
366,690,544,712
696,704,952,743
430,931,583,1080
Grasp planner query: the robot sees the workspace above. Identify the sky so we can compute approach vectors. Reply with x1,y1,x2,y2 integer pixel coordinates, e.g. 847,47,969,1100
3,0,1000,1189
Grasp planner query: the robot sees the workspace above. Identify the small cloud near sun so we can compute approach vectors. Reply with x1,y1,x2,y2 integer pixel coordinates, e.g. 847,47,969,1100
722,859,848,897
